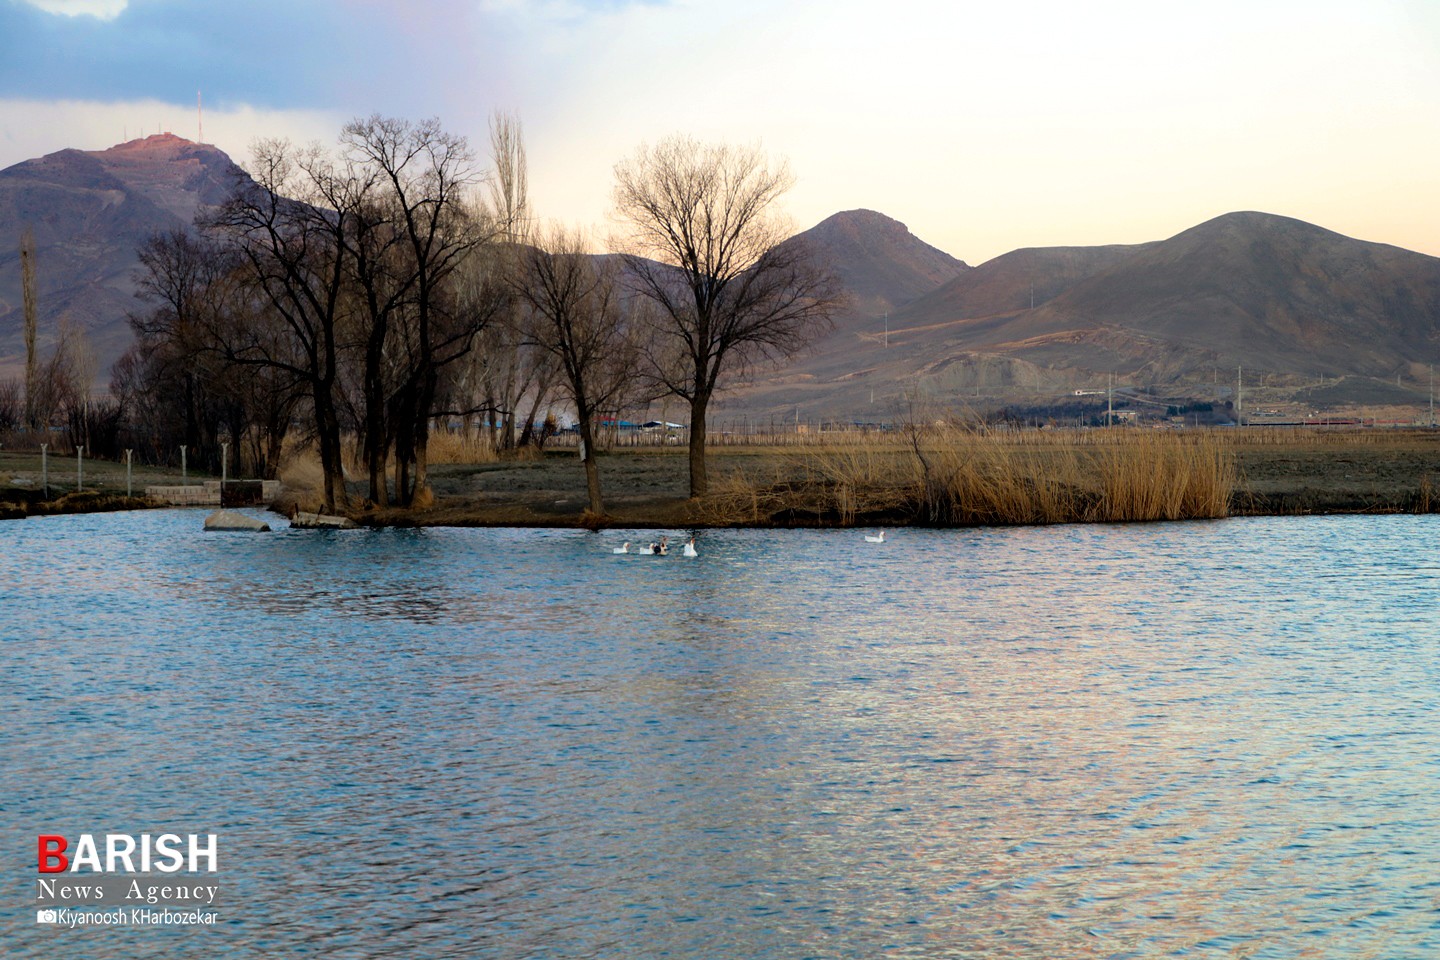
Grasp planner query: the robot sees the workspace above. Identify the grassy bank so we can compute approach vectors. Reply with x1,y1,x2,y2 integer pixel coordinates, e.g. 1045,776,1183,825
8,427,1439,528
0,449,191,519
698,428,1236,526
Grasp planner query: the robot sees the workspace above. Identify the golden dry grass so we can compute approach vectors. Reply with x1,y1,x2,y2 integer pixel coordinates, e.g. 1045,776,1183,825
697,426,1237,526
277,442,325,493
425,431,501,465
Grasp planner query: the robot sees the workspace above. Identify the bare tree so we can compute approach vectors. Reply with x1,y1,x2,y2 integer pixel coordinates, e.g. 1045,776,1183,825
340,115,491,506
310,151,403,506
0,378,20,434
489,111,529,242
612,136,839,496
512,226,640,514
132,229,234,458
128,231,303,478
446,237,557,452
204,140,354,512
20,227,38,429
28,318,93,451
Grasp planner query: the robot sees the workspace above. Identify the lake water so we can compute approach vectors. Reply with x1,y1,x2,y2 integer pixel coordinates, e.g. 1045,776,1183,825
3,510,1439,958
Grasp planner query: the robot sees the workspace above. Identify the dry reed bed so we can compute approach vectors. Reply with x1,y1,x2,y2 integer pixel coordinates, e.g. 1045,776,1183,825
699,428,1236,527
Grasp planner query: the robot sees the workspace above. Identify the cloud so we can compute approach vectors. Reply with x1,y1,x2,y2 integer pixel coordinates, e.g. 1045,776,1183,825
0,0,488,113
21,0,128,18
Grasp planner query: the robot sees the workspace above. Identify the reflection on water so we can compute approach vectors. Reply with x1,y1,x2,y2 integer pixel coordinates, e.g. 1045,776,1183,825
3,511,1440,958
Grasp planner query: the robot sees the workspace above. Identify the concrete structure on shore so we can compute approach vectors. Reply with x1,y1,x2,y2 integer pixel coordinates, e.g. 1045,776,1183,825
146,480,280,506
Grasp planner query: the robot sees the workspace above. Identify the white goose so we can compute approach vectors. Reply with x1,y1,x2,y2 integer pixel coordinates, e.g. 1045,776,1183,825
612,542,630,554
682,537,698,557
864,530,886,543
638,542,656,555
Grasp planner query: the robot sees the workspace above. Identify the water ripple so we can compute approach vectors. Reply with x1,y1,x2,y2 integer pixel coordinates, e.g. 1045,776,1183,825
3,512,1438,957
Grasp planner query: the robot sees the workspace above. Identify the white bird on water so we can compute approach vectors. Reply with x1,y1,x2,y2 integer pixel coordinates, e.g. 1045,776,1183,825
682,537,698,557
638,543,655,555
865,530,886,543
613,542,630,554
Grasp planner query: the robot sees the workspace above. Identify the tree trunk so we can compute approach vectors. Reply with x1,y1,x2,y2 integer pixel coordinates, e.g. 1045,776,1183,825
688,393,709,498
517,377,549,449
411,371,438,502
390,377,417,506
577,406,603,515
413,425,430,503
393,415,413,506
364,338,390,508
313,386,347,513
370,446,390,507
263,421,285,481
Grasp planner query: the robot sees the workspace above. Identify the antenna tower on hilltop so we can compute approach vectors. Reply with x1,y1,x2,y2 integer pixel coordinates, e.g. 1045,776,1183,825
197,91,203,144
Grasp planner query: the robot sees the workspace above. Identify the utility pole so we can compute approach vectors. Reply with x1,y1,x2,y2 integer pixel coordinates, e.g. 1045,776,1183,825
1237,366,1243,426
1107,373,1114,426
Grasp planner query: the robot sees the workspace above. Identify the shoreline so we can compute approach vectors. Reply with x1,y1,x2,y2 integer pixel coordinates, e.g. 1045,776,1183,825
350,495,1439,531
350,431,1440,529
7,430,1439,529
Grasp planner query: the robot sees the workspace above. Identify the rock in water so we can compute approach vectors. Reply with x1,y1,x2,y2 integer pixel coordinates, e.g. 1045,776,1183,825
204,509,272,532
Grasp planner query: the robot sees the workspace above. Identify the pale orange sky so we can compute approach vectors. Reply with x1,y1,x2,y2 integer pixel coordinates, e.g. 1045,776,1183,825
2,0,1438,264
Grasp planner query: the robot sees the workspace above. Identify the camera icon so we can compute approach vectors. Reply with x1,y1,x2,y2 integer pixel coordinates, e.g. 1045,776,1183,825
36,909,58,924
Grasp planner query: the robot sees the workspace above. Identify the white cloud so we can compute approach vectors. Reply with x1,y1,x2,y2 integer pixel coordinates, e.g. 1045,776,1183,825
21,0,128,20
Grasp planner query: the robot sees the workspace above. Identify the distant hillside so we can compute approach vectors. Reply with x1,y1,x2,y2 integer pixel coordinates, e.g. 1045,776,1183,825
942,212,1440,383
885,241,1157,342
718,212,1440,421
782,209,969,322
0,134,242,381
4,134,1436,426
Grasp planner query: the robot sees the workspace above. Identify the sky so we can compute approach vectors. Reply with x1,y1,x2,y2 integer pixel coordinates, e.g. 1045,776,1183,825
1,0,1438,264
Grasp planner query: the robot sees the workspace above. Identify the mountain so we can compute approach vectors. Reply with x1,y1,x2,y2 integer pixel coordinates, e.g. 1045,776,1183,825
883,241,1158,342
782,209,970,322
1012,212,1440,377
901,211,1440,389
0,134,243,381
719,211,1440,421
4,133,1436,422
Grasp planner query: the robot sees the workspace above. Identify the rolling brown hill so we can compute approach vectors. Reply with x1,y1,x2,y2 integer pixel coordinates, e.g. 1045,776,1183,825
781,209,970,322
3,132,1436,425
721,212,1440,421
0,134,242,381
997,211,1440,379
